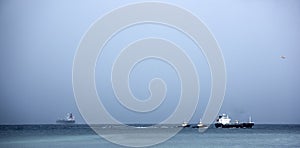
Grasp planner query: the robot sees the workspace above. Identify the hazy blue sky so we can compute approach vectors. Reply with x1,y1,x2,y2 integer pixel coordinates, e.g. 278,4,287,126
0,0,299,124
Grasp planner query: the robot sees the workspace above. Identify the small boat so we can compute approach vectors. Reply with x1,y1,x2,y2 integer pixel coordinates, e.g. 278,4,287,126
215,114,254,128
56,113,75,124
193,119,208,129
179,121,190,128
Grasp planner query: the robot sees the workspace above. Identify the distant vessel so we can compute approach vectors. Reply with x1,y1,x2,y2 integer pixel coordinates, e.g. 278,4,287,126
215,114,254,128
56,113,75,124
193,119,208,129
180,121,191,128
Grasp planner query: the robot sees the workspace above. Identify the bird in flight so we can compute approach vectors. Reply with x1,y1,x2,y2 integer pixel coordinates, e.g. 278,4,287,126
280,55,286,59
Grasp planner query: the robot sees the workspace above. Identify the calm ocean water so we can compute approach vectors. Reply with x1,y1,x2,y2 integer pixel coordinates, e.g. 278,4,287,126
0,124,299,148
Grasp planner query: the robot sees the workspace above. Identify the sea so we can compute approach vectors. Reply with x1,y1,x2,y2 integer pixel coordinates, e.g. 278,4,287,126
0,124,299,148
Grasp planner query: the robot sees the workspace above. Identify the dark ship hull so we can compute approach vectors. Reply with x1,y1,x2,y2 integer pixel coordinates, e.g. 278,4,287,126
215,122,254,128
192,125,208,128
179,124,191,128
56,120,75,124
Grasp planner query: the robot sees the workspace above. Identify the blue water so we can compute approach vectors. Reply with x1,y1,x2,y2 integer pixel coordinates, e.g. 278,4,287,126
0,124,299,148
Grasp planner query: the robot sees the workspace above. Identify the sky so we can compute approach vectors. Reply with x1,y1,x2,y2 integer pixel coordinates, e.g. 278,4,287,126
0,0,300,124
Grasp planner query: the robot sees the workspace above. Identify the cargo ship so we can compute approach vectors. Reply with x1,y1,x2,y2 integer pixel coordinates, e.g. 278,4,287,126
56,113,75,124
215,114,254,128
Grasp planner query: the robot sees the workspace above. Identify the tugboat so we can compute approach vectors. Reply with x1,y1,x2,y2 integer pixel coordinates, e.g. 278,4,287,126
56,113,75,124
215,114,254,128
193,119,208,129
179,121,191,128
